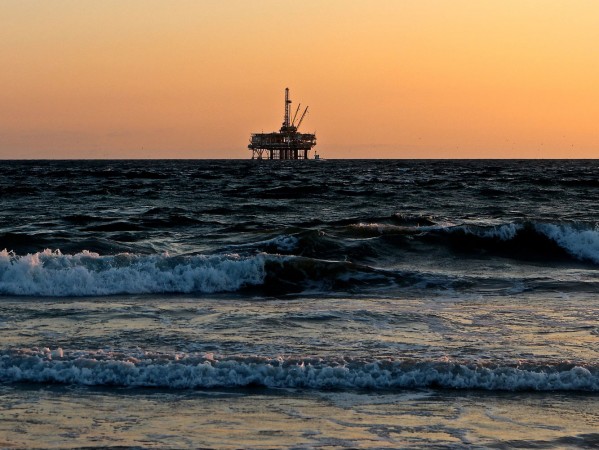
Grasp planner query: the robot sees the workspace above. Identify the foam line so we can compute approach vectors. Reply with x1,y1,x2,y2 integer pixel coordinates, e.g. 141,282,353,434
1,350,597,391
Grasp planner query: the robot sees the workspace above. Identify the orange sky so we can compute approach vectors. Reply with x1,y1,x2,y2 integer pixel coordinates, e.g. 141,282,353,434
1,0,598,159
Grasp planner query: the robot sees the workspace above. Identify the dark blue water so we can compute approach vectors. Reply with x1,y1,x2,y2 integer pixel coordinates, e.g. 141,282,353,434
1,159,599,447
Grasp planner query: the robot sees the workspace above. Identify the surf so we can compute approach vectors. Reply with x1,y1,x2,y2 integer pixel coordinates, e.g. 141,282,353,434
2,348,598,392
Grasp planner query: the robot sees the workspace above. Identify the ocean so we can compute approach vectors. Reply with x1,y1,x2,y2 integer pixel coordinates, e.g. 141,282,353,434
1,159,598,448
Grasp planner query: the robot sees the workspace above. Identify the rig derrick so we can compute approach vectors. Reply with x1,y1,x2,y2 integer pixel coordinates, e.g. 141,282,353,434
249,88,317,160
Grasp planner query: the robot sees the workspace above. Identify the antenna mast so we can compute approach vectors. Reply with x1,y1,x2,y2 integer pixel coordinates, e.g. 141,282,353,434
283,87,292,129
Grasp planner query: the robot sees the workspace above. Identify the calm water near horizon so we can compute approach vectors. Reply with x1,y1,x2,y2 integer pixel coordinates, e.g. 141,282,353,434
1,159,598,448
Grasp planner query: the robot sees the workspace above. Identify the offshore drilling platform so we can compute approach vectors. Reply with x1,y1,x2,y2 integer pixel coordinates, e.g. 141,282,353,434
249,88,317,159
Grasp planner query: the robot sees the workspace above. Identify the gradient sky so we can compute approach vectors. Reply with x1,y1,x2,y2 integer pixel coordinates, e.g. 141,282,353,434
1,1,598,159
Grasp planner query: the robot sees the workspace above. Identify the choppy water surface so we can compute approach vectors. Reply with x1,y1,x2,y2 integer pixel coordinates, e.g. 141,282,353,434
1,159,599,448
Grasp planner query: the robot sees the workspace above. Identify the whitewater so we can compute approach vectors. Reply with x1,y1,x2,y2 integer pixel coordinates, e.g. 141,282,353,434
1,159,599,448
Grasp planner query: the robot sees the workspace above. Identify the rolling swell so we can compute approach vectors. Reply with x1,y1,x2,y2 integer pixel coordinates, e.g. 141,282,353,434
263,256,398,294
344,220,599,264
2,349,598,392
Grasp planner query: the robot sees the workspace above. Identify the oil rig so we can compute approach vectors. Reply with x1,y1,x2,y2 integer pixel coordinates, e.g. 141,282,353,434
249,88,317,159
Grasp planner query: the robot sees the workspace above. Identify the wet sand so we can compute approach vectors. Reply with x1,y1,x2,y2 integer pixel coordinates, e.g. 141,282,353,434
2,385,598,448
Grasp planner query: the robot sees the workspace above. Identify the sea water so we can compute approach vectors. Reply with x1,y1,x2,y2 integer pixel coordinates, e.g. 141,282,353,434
1,160,598,448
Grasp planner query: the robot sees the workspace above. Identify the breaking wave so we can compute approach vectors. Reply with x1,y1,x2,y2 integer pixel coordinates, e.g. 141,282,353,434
448,222,599,263
346,220,599,264
0,250,266,296
533,223,599,263
2,349,598,392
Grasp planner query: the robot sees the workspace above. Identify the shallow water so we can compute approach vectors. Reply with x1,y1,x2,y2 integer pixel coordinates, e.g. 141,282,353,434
2,385,599,448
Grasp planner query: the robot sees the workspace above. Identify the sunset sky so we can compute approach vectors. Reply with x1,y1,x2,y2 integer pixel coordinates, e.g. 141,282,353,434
1,1,598,159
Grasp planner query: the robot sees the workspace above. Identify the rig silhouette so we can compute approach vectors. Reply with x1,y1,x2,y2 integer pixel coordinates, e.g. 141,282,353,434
249,88,317,160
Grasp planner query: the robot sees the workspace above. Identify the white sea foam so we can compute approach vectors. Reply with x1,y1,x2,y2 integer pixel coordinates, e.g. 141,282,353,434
1,349,597,391
352,223,393,233
0,249,266,296
460,223,523,240
535,223,599,264
448,222,599,264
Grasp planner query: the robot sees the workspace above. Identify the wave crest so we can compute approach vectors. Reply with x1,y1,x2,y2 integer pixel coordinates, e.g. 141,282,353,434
2,349,598,392
535,223,599,264
0,249,266,296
